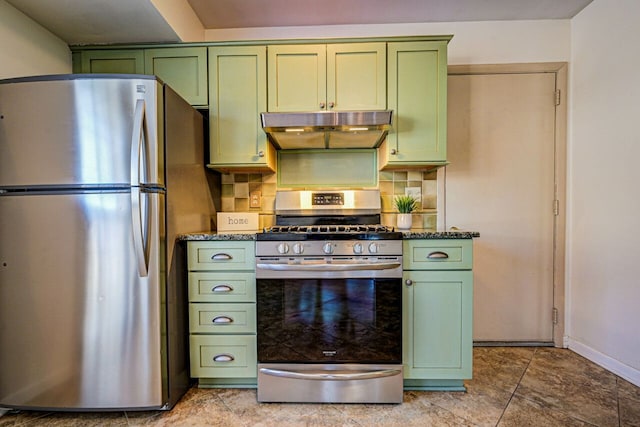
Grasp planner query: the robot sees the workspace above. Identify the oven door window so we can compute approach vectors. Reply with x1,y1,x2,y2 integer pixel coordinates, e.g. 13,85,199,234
257,278,402,364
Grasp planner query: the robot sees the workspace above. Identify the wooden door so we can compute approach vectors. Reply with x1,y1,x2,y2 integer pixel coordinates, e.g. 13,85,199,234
444,66,565,343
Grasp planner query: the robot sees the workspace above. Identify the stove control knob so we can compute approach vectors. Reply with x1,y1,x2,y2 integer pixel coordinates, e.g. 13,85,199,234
292,242,304,254
368,242,379,254
352,242,364,254
322,242,335,254
276,242,290,254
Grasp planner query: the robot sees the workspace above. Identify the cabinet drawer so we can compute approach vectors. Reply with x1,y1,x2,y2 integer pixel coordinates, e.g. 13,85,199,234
189,272,256,303
190,303,256,334
403,239,472,270
188,241,255,271
190,335,257,378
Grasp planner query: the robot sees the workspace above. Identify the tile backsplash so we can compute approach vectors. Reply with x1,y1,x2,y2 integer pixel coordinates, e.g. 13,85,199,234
218,170,438,230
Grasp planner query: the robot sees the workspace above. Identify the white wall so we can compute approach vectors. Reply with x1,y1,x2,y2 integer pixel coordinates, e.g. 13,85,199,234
204,19,570,65
0,0,70,79
567,0,640,386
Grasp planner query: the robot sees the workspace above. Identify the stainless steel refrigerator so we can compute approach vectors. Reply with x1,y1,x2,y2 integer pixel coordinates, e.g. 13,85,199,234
0,74,215,410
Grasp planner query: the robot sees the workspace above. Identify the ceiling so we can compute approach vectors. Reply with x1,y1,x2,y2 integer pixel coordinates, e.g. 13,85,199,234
7,0,594,45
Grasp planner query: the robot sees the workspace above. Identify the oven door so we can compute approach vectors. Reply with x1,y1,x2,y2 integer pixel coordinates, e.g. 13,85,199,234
257,277,402,364
256,276,403,403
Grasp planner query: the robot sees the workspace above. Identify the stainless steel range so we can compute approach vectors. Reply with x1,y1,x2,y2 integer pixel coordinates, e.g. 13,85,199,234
255,190,404,403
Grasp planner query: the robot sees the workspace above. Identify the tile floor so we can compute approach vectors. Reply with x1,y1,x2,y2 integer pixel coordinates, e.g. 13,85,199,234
1,347,638,426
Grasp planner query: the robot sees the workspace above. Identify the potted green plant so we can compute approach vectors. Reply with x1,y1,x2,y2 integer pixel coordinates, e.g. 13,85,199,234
394,195,418,229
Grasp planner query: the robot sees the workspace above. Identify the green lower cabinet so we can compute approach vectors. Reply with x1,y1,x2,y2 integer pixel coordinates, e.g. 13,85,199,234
187,241,257,388
190,335,257,387
403,269,473,391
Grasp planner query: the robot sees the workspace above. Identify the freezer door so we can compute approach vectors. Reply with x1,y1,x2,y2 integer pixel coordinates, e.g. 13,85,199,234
0,190,166,410
0,75,163,188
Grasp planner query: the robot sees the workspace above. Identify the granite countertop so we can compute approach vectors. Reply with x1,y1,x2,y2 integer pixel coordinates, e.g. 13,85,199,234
178,229,479,241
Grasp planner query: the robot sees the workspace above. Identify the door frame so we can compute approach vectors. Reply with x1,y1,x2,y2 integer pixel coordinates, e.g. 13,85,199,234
439,62,568,347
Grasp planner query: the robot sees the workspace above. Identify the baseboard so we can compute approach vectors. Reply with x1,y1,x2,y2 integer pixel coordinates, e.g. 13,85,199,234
568,338,640,387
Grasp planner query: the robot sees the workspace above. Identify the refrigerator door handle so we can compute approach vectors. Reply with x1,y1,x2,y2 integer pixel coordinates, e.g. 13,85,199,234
130,99,150,277
130,99,148,186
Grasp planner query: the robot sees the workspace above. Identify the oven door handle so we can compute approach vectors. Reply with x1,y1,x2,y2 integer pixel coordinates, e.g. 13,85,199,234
259,367,402,381
256,262,401,271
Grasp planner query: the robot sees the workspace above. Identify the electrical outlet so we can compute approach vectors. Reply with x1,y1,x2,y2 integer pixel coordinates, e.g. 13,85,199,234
250,191,261,208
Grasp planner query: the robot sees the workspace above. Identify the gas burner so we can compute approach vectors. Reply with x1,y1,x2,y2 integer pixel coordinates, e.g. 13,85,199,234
263,224,395,234
258,224,402,241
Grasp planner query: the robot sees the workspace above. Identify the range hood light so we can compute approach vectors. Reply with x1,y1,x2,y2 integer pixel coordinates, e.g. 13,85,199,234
285,128,306,133
348,127,369,132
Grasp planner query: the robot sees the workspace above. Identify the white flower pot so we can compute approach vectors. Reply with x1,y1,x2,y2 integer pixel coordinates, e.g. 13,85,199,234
397,213,412,230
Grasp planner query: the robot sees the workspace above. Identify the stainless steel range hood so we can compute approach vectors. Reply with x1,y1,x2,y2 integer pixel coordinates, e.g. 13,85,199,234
260,110,392,149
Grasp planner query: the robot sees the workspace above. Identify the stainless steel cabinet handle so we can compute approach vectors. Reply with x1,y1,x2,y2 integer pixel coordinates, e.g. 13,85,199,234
212,284,233,293
257,262,401,272
260,367,402,381
212,316,233,324
390,148,397,155
328,101,335,109
213,354,235,363
211,253,232,260
405,279,413,286
320,102,326,109
427,251,449,259
258,150,265,157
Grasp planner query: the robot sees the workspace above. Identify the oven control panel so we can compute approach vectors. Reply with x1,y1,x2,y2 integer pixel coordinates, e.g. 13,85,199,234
312,192,344,206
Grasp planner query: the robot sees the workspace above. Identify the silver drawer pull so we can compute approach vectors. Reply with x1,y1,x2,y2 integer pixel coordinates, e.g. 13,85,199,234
212,284,233,293
212,315,233,324
213,354,235,363
427,251,449,259
211,253,232,261
260,367,402,381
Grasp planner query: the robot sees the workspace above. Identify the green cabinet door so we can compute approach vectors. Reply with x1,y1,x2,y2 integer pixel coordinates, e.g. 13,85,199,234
267,44,326,112
268,43,386,112
208,46,275,172
403,270,473,383
144,47,208,106
79,50,144,74
382,41,448,169
327,42,386,110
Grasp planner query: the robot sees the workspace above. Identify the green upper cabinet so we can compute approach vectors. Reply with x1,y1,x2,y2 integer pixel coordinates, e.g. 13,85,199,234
76,48,208,107
380,41,448,170
144,48,208,107
79,50,145,74
208,46,276,172
267,43,386,112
